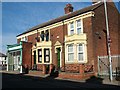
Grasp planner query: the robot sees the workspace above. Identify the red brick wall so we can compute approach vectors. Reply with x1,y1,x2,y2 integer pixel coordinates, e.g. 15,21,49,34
28,33,39,45
92,2,119,73
65,64,80,73
37,64,43,71
119,14,120,55
83,17,94,66
22,42,32,69
28,33,38,69
50,24,67,70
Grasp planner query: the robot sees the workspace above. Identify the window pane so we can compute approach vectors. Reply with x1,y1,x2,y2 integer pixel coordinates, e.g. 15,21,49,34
70,22,74,29
45,30,49,41
46,50,49,55
77,28,81,34
78,44,83,51
70,29,74,35
68,45,73,52
41,31,44,41
46,56,49,62
25,36,27,42
78,53,83,61
39,50,42,55
68,53,74,61
77,20,81,27
39,57,42,62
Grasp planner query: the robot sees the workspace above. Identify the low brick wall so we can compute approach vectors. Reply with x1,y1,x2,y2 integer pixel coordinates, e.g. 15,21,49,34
59,64,95,80
59,72,95,80
37,64,43,71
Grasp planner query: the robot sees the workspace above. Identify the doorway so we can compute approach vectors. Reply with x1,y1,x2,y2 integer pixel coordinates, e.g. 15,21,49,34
56,48,61,70
33,51,37,70
34,51,36,64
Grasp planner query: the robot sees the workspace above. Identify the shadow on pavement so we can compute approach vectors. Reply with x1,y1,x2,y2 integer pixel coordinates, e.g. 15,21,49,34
86,76,103,84
2,72,120,89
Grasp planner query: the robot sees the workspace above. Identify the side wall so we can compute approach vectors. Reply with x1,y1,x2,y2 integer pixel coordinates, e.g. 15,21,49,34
22,42,32,69
92,3,119,73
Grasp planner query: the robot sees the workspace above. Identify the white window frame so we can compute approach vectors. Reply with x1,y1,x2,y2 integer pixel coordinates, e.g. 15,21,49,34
69,22,74,35
76,19,82,34
77,43,85,62
68,19,83,36
38,49,42,63
67,44,74,62
25,36,28,42
21,36,27,42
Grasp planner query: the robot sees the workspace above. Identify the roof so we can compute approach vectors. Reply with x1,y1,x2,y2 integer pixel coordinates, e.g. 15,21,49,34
0,52,7,57
17,2,103,37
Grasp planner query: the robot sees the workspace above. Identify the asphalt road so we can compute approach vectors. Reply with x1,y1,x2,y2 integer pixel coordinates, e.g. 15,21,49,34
1,72,120,89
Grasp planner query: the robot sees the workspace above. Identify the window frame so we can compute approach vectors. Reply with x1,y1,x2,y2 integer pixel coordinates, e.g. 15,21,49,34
38,49,42,63
44,48,50,63
67,44,74,62
69,22,74,35
45,30,49,41
76,19,82,35
21,36,28,42
77,44,85,62
40,31,44,41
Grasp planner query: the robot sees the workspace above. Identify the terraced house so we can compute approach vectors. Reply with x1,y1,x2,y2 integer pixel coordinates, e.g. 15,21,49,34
7,1,120,79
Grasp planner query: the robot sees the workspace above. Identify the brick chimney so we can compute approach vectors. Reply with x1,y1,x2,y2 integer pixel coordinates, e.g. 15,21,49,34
64,3,73,14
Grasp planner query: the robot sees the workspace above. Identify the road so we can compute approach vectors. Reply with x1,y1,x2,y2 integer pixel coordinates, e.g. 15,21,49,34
1,72,120,89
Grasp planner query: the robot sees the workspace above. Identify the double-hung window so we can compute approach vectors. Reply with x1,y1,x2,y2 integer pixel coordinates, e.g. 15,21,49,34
76,20,82,34
44,49,50,63
40,31,44,41
77,44,84,61
21,36,27,42
69,22,74,35
38,49,42,63
45,30,49,41
68,44,74,61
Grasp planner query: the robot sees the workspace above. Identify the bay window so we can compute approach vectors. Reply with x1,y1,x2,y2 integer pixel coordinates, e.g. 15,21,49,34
66,43,86,63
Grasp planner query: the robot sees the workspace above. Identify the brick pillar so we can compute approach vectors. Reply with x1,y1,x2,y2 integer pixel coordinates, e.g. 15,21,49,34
42,64,46,74
79,64,84,76
49,64,53,74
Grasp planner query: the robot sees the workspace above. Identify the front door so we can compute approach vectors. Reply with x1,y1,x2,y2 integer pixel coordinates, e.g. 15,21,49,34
57,48,61,70
34,51,36,64
33,51,37,70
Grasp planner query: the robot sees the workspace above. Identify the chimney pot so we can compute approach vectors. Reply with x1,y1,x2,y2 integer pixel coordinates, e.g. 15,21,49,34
64,3,73,14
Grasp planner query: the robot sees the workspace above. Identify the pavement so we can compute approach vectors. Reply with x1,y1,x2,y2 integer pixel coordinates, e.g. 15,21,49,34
1,70,120,88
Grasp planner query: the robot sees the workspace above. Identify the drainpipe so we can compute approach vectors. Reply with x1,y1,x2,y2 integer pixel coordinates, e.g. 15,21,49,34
6,51,9,71
104,0,113,81
62,20,65,72
20,42,23,73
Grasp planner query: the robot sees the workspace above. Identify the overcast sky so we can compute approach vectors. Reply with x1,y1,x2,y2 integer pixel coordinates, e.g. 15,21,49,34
1,0,120,54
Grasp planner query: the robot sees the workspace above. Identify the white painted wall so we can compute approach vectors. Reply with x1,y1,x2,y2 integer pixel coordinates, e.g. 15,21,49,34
0,57,7,65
